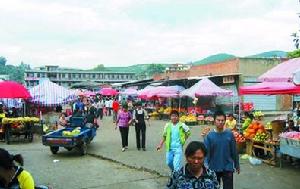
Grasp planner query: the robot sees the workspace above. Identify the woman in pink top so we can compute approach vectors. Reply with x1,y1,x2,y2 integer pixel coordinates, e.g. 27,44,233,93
115,103,133,152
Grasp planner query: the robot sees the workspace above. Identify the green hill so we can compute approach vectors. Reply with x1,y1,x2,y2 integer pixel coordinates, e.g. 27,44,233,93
246,50,287,58
193,53,236,65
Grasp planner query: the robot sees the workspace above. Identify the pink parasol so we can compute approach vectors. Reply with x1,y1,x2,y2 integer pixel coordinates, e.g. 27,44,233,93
239,81,300,95
0,81,31,99
99,88,118,96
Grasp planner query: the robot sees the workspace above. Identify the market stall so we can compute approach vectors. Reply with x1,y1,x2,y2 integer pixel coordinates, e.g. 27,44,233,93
0,81,38,144
29,79,76,106
239,64,300,166
179,78,233,125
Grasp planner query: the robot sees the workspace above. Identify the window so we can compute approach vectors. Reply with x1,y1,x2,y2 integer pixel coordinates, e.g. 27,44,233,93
62,73,65,78
37,73,40,78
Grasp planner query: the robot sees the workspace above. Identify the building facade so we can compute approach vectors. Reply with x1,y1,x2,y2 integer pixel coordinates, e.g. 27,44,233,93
25,66,136,88
153,57,291,111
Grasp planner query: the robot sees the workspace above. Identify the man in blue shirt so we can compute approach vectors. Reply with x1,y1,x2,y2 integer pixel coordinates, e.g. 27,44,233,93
204,111,240,189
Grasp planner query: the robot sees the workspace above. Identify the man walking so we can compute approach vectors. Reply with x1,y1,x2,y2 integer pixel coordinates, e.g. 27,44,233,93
133,102,149,151
157,110,191,172
204,111,240,189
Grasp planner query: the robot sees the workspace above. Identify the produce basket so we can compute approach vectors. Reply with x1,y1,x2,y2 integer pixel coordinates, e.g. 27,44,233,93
236,142,246,154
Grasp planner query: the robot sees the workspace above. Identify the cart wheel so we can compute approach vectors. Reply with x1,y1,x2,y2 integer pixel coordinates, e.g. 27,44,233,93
5,127,10,145
50,147,59,154
78,142,87,155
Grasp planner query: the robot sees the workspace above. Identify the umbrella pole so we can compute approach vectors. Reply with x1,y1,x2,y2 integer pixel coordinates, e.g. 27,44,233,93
238,96,241,128
179,97,181,112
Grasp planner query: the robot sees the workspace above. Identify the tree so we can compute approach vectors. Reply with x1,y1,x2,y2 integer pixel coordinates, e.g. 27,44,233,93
144,64,165,76
91,64,107,71
0,56,7,66
287,49,300,58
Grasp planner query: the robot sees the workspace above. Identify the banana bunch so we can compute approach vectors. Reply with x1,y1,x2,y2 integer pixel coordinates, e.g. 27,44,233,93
180,115,187,122
253,111,264,118
253,132,269,142
164,107,172,114
185,114,197,122
2,117,40,124
62,128,81,137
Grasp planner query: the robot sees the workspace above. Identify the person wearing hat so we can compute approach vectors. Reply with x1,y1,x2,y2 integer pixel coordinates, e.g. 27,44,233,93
133,102,149,151
0,148,35,189
115,103,133,152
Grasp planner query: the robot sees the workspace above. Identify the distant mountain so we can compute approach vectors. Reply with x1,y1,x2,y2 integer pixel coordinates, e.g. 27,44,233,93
193,53,236,65
246,50,287,58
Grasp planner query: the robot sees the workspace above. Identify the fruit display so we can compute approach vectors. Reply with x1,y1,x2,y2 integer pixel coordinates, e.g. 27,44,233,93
163,107,172,114
233,131,246,143
197,115,205,121
149,111,159,117
265,122,272,130
253,111,264,118
62,128,81,137
280,132,300,140
158,107,164,114
242,118,252,131
243,121,266,139
205,116,214,122
2,117,40,124
179,115,187,123
253,132,269,142
185,114,197,123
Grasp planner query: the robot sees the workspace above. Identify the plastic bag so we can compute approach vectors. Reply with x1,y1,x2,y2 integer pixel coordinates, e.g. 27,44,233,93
249,157,262,165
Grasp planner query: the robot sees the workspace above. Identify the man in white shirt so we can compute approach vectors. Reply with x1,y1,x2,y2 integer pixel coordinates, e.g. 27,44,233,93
96,97,105,120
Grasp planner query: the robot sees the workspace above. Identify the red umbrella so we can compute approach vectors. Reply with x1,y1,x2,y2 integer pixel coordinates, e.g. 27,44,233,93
0,81,31,99
98,88,118,96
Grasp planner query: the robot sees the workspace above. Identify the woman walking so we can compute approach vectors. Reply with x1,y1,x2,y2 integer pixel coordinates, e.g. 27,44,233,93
115,103,133,152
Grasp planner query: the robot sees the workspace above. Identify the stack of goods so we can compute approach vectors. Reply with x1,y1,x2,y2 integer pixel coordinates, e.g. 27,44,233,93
179,115,187,123
149,111,159,119
163,107,172,115
204,116,214,125
185,114,197,125
233,130,246,153
2,117,40,124
158,107,164,114
242,117,252,131
253,111,264,118
233,130,246,143
197,115,205,125
243,121,268,142
62,127,81,137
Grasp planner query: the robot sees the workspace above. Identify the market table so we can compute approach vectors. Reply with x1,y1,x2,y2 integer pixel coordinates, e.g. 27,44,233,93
246,139,280,166
280,138,300,168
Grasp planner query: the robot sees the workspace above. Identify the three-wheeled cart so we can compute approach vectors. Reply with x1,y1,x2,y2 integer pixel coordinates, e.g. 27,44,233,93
42,117,97,155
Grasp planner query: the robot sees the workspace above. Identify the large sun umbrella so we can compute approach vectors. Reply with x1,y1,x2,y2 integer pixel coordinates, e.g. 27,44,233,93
0,81,31,99
98,88,118,96
180,78,233,98
120,88,138,96
29,79,76,106
259,58,300,82
157,86,185,98
137,86,156,99
239,81,300,95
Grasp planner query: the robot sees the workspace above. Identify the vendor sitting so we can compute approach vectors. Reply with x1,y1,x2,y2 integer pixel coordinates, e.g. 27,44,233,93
57,113,68,129
85,107,97,128
284,120,299,132
225,113,237,130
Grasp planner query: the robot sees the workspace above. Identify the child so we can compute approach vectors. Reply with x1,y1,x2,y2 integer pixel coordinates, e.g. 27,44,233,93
157,110,191,172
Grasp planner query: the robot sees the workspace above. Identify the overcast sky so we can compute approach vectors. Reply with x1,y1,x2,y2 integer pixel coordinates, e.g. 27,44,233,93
0,0,299,69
